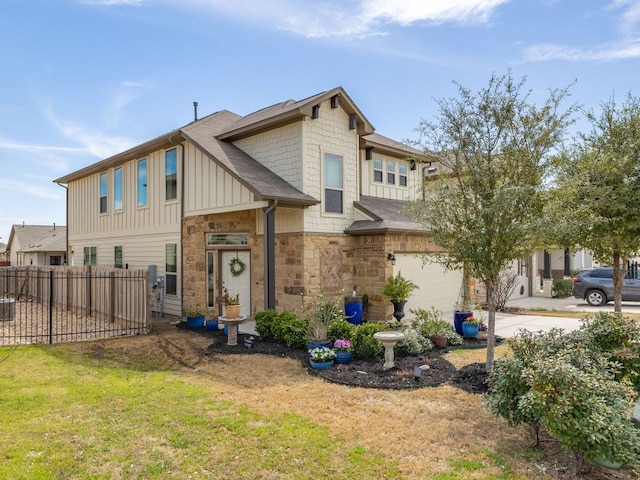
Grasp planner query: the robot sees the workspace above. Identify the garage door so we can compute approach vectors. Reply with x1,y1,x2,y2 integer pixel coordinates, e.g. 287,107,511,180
393,254,463,318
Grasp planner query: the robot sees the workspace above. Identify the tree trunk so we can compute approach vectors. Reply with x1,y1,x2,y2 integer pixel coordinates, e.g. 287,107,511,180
613,252,623,313
485,280,496,371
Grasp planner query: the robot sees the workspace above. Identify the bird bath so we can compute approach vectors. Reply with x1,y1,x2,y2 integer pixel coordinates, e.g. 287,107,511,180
373,331,405,369
218,316,247,346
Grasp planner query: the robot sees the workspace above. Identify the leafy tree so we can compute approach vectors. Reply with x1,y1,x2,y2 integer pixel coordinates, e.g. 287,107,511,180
550,93,640,312
408,72,575,369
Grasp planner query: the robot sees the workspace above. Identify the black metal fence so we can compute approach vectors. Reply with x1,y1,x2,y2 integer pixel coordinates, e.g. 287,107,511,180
0,266,150,346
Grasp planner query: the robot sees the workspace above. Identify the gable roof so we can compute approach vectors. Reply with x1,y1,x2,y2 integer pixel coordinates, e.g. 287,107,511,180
7,225,66,253
360,132,424,158
181,114,318,206
218,86,374,140
345,196,425,235
53,87,379,207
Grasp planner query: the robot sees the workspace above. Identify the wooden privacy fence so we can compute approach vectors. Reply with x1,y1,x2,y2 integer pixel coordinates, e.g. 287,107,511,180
0,266,150,345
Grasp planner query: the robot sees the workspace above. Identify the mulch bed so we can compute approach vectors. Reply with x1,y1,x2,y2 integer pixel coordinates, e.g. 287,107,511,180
191,325,492,393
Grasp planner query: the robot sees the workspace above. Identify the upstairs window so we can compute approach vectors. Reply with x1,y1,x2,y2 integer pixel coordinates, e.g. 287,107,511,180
373,158,383,183
165,149,177,201
386,161,396,184
114,167,123,211
324,153,343,214
137,159,148,207
99,172,108,213
399,163,408,187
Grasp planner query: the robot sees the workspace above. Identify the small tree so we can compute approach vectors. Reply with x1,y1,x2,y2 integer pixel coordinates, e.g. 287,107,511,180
549,93,640,312
408,72,575,369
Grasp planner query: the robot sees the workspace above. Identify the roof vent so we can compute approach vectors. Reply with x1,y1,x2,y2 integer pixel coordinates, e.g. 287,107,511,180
193,101,198,121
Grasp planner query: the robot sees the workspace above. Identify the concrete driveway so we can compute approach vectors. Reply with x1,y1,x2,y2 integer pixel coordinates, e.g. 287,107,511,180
492,296,640,338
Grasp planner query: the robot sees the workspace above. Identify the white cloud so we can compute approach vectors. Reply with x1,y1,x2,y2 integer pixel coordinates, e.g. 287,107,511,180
79,0,143,5
105,80,155,127
0,178,64,201
174,0,507,38
43,107,138,159
523,1,640,63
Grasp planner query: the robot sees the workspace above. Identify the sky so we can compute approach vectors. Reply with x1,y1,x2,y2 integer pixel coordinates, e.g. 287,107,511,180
1,0,640,243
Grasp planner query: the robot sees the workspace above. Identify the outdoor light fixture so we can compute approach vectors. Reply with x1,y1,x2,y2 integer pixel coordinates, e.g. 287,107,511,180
387,253,396,266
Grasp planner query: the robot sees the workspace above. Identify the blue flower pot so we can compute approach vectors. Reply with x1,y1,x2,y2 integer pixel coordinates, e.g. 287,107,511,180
205,320,219,331
310,359,334,369
462,322,479,337
334,351,352,364
454,311,473,335
187,315,205,328
308,340,332,350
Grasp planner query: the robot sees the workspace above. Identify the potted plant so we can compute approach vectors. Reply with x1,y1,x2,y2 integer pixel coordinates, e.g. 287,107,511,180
333,339,352,364
381,270,419,321
186,306,205,329
412,307,449,349
308,346,336,369
453,280,473,335
461,315,480,338
218,287,241,319
303,288,343,349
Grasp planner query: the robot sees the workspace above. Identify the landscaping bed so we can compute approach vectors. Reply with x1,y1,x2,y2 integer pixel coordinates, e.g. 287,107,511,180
198,326,491,393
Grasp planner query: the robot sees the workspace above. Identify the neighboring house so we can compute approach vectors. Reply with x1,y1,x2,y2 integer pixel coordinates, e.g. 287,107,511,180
0,242,8,266
5,224,67,266
54,86,463,319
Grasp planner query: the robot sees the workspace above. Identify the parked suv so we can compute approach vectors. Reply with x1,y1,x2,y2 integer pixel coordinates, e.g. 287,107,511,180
572,267,640,306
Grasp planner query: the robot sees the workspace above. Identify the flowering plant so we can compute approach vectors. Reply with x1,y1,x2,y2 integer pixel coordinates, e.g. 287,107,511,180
463,316,479,324
333,339,351,352
309,346,336,362
218,287,240,306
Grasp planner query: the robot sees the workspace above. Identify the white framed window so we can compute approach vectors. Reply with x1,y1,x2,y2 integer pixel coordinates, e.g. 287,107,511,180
165,243,177,295
165,149,177,201
114,246,123,268
386,161,396,184
373,158,383,183
324,153,343,214
399,163,408,187
114,167,123,211
84,246,97,266
99,172,108,214
137,159,148,207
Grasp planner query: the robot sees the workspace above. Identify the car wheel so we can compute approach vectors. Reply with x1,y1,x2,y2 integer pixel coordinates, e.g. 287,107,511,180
586,290,607,306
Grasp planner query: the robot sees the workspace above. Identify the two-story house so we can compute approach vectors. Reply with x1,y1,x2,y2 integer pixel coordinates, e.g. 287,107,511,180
54,87,464,320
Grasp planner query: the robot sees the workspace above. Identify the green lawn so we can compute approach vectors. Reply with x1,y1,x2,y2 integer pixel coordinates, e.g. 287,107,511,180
0,345,398,480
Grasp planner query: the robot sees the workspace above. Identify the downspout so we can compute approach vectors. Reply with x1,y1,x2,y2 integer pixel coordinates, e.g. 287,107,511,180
55,182,69,265
263,199,277,310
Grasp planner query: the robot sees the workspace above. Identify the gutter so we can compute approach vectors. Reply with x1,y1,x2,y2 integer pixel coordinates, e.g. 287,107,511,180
55,182,69,265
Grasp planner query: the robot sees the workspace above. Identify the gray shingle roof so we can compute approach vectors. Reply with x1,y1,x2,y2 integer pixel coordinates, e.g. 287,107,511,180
345,196,425,235
181,113,318,206
9,225,66,252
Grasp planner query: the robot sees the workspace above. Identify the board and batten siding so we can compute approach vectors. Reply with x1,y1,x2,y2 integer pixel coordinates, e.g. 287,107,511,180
182,143,263,217
360,151,421,201
67,147,182,237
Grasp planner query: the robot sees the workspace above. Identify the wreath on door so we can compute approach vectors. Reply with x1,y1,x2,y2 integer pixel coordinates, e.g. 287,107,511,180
229,257,246,277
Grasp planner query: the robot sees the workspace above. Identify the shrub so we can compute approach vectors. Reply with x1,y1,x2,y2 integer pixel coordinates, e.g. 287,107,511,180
302,288,343,342
410,307,462,346
396,327,432,356
581,311,640,393
526,352,640,470
351,322,387,359
552,279,573,298
254,310,279,341
327,320,355,342
273,311,309,349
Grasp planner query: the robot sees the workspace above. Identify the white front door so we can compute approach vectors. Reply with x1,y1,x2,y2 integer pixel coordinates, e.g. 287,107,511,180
221,250,251,317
